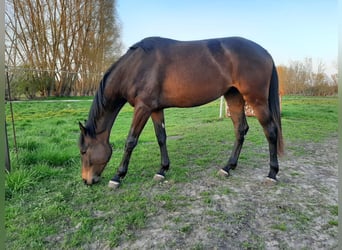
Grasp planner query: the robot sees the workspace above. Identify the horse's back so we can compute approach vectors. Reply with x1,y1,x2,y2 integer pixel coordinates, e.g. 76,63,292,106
131,36,271,57
121,37,274,108
130,36,274,79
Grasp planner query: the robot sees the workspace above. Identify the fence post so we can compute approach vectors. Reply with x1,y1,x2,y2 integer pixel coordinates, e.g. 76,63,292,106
1,0,6,249
5,121,10,173
219,96,224,118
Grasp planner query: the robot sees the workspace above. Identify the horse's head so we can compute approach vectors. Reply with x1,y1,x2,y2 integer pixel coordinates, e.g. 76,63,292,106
78,122,112,185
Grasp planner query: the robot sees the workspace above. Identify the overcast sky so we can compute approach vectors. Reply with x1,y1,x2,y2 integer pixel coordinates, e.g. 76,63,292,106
117,0,338,74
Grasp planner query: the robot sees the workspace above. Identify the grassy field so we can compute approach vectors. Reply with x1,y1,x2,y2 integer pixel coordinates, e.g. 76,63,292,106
5,96,338,249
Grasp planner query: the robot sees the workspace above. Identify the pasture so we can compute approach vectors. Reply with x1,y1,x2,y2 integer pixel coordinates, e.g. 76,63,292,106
5,96,337,249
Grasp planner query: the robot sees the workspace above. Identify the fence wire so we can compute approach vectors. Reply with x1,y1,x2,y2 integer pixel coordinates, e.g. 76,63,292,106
5,66,104,100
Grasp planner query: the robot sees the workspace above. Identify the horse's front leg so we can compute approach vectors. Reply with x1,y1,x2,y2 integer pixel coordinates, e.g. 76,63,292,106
151,110,170,181
109,104,151,188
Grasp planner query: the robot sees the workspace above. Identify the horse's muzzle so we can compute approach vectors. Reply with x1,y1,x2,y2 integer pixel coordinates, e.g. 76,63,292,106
83,175,101,185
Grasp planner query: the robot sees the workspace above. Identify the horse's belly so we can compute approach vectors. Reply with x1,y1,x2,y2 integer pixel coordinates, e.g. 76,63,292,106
160,55,232,107
162,80,227,107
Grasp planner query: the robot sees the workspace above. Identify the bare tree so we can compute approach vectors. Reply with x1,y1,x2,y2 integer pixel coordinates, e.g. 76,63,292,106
5,0,122,97
277,58,337,96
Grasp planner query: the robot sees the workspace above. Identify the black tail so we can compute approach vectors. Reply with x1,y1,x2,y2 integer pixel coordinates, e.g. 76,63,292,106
269,64,284,156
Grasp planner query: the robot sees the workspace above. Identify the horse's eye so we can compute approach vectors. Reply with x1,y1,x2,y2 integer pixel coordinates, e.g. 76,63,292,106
80,150,86,155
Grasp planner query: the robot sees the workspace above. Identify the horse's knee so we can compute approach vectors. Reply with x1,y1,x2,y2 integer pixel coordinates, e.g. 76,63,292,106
157,134,166,147
126,136,138,151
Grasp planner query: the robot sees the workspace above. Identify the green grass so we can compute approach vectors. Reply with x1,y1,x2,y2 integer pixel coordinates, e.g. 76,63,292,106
271,222,287,231
328,205,338,216
281,96,338,142
5,95,337,248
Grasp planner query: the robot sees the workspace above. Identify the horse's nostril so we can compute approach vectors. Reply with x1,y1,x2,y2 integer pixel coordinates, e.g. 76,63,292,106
92,175,101,184
82,176,100,185
83,179,92,185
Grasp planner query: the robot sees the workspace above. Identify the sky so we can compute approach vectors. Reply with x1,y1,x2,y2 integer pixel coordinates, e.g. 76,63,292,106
116,0,338,75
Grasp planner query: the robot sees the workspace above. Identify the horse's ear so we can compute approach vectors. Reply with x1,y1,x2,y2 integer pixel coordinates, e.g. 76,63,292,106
79,122,86,135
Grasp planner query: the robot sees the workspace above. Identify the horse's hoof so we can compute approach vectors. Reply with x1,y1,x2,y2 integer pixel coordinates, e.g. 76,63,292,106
218,169,229,177
108,180,120,189
263,177,278,185
153,174,165,182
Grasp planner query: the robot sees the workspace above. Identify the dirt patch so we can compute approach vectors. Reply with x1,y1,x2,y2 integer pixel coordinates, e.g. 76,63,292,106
116,137,338,249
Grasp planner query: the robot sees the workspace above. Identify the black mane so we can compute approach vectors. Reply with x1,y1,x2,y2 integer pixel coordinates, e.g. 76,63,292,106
85,63,116,137
84,45,140,137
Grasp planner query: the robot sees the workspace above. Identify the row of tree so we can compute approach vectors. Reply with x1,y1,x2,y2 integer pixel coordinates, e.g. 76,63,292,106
5,1,337,99
5,0,121,96
278,58,337,96
6,59,337,100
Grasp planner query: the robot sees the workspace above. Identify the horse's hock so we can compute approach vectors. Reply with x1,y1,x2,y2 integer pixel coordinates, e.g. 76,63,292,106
226,95,282,117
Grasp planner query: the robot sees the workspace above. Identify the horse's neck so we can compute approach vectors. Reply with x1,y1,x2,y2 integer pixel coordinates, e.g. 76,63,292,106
89,64,127,137
89,99,126,137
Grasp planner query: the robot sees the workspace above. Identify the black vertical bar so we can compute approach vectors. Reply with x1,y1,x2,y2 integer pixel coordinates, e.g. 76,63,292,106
1,0,6,249
5,121,10,172
6,68,18,160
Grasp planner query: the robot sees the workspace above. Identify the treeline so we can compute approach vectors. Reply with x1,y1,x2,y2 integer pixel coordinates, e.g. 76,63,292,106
277,58,337,96
5,0,337,99
6,59,337,100
5,0,121,97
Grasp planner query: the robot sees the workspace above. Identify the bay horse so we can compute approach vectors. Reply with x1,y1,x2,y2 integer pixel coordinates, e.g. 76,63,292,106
79,36,283,189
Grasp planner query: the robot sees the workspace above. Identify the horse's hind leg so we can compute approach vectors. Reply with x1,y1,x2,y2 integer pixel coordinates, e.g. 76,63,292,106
151,110,170,181
220,88,249,176
252,105,279,181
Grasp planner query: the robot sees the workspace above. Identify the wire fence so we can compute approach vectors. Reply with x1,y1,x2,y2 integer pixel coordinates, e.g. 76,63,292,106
5,66,104,100
4,66,105,170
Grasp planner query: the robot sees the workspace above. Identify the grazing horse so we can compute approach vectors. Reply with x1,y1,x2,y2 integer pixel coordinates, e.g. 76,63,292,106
79,36,284,188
